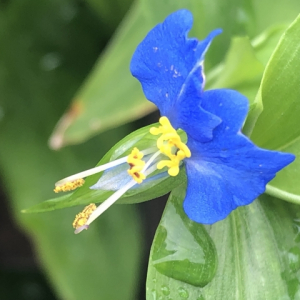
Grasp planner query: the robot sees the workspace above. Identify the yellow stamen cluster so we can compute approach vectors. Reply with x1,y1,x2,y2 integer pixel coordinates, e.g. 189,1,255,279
150,116,191,176
72,203,96,229
54,178,85,193
127,147,146,183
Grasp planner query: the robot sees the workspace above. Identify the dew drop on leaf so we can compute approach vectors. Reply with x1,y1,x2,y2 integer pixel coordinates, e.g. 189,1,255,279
178,287,189,299
161,285,170,296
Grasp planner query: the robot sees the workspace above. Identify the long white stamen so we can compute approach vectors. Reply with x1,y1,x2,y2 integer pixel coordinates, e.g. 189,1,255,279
56,147,157,186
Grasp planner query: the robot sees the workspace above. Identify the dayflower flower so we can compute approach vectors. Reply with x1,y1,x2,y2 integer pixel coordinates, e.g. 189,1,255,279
54,9,294,233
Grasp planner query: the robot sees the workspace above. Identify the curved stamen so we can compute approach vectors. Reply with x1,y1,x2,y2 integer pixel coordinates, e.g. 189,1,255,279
74,179,137,234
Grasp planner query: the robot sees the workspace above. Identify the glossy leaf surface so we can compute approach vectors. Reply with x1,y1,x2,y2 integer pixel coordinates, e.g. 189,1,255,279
147,193,300,299
148,186,217,291
251,14,300,202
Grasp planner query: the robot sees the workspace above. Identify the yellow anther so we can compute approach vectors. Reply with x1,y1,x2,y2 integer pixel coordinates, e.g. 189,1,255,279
127,147,146,183
128,147,144,160
128,170,146,184
150,116,191,176
72,203,96,229
157,159,180,176
174,142,191,158
150,116,176,136
54,178,85,193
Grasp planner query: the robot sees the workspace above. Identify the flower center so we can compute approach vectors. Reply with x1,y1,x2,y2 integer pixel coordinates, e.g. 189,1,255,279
53,116,191,233
150,116,191,176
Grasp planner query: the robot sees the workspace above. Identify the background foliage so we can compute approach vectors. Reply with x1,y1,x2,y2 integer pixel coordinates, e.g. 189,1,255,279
1,0,300,299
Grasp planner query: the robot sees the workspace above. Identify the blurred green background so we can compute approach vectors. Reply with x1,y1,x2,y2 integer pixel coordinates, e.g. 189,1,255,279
0,0,145,299
1,0,300,299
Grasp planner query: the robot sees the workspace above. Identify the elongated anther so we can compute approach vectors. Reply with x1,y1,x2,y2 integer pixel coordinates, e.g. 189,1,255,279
54,178,85,193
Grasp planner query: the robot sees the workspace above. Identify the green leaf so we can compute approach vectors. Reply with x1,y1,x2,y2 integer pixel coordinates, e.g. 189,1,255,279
147,186,217,298
25,124,187,213
241,25,287,136
251,14,300,202
252,24,288,66
201,194,300,299
147,193,300,300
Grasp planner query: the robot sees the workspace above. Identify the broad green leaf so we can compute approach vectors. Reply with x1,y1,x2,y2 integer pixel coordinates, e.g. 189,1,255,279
201,194,300,299
0,1,143,299
252,24,287,66
25,124,187,213
242,25,287,136
49,1,155,149
147,193,300,300
147,186,217,296
251,14,300,202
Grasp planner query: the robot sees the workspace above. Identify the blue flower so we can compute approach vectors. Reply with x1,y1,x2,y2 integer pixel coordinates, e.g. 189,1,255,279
54,9,295,233
130,9,295,224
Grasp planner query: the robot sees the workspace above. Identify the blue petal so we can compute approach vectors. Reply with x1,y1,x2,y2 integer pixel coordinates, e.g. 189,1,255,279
130,9,222,142
183,89,295,224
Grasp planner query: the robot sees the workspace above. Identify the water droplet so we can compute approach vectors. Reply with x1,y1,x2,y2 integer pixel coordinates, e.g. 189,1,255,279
161,285,170,296
197,296,205,300
152,278,157,284
178,287,189,298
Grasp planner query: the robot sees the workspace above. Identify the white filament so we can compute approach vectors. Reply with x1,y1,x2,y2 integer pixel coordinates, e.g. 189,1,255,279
56,147,157,187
